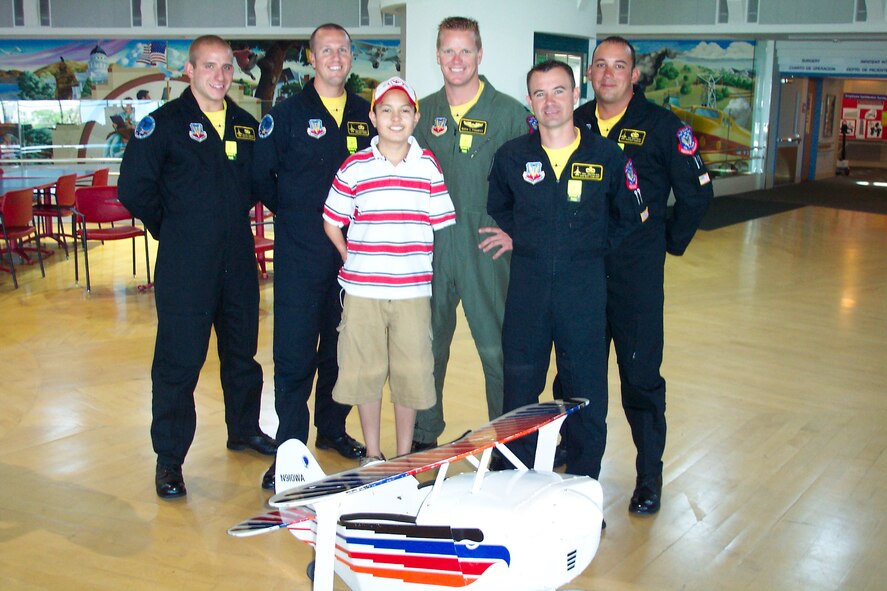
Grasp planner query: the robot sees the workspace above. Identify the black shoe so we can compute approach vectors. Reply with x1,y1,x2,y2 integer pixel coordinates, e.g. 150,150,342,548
227,432,278,456
315,432,366,459
262,461,275,491
155,463,186,499
410,439,437,453
553,442,568,468
629,475,662,515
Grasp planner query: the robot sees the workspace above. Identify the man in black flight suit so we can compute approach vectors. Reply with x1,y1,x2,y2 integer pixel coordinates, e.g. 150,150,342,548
252,24,374,490
119,35,276,500
566,36,713,515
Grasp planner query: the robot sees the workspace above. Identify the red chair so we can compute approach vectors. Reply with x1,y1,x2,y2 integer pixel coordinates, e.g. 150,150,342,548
91,168,110,186
73,185,151,292
33,172,77,258
252,202,274,278
1,189,45,289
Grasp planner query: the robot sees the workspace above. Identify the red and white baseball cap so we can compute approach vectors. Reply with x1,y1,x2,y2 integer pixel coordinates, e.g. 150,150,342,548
371,76,419,111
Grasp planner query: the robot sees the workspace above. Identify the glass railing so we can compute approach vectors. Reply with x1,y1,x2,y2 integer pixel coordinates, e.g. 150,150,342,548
0,98,163,164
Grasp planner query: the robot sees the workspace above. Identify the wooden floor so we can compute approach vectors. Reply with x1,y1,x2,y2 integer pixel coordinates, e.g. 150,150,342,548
2,190,886,590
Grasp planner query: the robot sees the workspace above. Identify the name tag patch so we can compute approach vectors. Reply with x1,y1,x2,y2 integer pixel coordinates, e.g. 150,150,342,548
233,125,255,141
458,118,487,135
571,163,603,181
617,128,646,145
347,121,370,136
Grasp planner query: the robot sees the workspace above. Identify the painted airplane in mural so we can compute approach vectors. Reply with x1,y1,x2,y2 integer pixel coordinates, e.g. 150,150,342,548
665,101,752,171
353,40,401,72
228,399,604,591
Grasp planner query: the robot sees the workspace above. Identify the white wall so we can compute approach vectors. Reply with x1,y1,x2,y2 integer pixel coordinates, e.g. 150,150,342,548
381,0,597,105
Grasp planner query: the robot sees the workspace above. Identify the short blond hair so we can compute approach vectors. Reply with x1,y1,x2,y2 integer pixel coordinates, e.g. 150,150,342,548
436,16,481,51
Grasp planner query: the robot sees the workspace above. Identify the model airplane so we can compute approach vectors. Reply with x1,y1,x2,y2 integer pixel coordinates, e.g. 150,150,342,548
353,40,401,72
229,399,604,591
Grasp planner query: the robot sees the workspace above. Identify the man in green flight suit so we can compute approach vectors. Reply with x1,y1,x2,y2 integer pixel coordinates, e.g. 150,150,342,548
412,16,531,450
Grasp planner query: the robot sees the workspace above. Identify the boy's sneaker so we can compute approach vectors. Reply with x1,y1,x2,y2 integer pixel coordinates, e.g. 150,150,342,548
359,454,386,467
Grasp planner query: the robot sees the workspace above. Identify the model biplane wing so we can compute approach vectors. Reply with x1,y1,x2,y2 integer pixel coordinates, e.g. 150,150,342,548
228,507,315,538
269,398,587,509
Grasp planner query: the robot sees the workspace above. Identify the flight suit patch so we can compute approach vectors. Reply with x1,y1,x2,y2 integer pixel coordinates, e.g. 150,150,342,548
523,162,545,185
307,119,327,139
347,121,370,136
624,158,639,191
258,114,274,138
677,125,698,155
571,163,603,181
234,125,255,141
458,118,488,135
189,123,207,143
134,115,155,139
617,128,646,145
431,117,448,137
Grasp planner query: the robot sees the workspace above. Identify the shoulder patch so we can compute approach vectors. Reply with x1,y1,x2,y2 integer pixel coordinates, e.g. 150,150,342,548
134,115,155,140
258,114,274,139
526,114,538,134
624,158,639,191
676,125,698,155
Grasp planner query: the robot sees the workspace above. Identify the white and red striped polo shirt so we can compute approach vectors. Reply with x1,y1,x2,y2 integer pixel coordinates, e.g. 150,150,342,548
323,136,456,299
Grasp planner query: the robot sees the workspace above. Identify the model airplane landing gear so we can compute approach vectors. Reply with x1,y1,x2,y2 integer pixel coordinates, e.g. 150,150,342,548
307,560,315,581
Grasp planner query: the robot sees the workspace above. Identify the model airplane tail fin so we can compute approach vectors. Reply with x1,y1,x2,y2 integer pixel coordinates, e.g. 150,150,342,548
275,438,327,495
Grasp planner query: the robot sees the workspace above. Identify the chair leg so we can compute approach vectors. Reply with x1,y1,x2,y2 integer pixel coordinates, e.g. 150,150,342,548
82,226,91,293
56,210,69,259
131,236,136,276
143,232,152,283
73,217,80,285
2,226,17,289
34,230,45,279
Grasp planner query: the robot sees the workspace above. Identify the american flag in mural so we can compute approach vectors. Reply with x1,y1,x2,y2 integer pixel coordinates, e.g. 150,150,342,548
137,41,166,66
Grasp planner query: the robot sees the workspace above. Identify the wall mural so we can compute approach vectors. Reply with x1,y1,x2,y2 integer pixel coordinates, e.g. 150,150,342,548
0,38,401,160
628,39,756,177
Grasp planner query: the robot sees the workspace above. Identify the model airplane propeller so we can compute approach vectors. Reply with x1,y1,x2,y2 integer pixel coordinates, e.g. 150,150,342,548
229,399,603,591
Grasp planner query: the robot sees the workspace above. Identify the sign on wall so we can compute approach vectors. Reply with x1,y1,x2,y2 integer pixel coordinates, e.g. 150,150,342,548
840,93,886,141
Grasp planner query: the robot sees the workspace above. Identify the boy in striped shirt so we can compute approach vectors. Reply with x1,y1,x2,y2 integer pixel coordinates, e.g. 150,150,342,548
323,77,456,465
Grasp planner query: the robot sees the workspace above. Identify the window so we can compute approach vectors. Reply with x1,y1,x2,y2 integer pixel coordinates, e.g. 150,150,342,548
39,0,50,26
14,0,24,26
718,0,729,23
747,0,759,23
855,0,867,21
157,0,167,26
